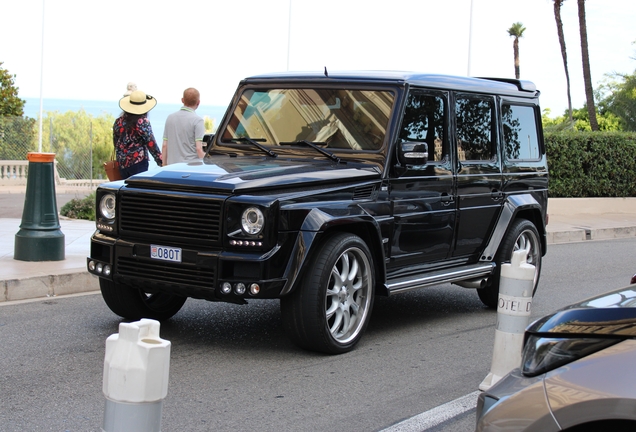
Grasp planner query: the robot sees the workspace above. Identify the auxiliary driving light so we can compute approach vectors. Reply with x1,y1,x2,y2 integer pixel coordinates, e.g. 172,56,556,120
88,261,96,271
250,283,260,295
234,283,246,295
96,263,103,273
103,265,111,276
221,282,232,295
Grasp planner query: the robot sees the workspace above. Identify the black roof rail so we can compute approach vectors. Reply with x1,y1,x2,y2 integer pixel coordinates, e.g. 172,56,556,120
477,77,537,93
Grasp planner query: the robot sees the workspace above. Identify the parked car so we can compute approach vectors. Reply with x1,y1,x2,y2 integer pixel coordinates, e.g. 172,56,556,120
87,71,548,354
476,286,636,431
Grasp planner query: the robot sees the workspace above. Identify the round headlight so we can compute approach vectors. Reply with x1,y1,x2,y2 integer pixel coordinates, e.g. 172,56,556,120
241,207,264,235
99,193,116,220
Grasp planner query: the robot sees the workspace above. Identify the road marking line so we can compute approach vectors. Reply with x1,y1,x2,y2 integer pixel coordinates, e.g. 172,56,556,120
381,390,480,432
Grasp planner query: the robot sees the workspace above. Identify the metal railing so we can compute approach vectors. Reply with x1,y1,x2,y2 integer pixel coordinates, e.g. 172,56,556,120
0,159,97,188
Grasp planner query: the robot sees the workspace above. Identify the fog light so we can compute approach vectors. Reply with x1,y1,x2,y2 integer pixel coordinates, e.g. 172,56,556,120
221,282,232,295
96,263,103,273
103,265,111,276
234,283,246,295
250,283,260,295
88,261,96,271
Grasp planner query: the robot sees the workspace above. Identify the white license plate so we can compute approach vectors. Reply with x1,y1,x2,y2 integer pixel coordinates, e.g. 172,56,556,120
150,244,182,263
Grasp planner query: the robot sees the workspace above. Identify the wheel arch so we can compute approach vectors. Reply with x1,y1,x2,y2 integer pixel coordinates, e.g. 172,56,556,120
280,208,386,297
480,194,547,262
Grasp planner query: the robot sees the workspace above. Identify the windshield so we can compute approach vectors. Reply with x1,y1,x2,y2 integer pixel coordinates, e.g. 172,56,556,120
220,88,395,151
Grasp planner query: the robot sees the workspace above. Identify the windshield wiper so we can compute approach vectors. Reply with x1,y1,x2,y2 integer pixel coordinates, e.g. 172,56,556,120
279,140,342,163
230,137,277,158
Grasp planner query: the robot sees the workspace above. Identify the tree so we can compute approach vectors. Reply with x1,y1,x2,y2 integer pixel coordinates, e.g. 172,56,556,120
553,0,574,125
577,0,598,130
0,62,25,117
597,71,636,131
0,62,35,160
541,105,621,132
507,22,526,79
40,109,115,179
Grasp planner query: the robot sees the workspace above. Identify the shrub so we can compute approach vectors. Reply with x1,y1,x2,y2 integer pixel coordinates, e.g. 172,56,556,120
60,192,96,220
546,131,636,197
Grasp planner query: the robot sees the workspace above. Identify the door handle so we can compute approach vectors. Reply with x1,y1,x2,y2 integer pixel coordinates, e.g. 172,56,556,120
491,190,504,200
441,193,454,206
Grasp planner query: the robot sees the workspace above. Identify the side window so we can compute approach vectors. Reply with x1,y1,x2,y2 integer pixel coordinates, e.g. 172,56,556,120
502,104,540,160
455,95,495,161
399,91,447,162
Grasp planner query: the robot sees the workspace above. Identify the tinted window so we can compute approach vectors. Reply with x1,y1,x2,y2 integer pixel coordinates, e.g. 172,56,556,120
399,91,447,162
455,95,495,161
502,104,540,160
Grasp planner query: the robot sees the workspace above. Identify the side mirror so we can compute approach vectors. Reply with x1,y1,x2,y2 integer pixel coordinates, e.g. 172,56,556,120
399,141,428,166
203,134,214,144
203,134,214,152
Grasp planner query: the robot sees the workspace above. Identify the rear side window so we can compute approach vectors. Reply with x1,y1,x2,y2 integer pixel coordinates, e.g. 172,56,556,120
502,104,540,160
455,95,496,161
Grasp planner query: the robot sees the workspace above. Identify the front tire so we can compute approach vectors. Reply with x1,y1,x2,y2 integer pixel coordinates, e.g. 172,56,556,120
99,279,187,321
478,218,542,308
281,233,375,354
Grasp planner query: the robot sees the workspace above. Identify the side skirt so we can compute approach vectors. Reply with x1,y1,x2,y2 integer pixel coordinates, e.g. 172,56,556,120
384,263,495,295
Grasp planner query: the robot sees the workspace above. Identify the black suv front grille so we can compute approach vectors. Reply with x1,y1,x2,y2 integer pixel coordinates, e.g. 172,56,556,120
120,191,223,247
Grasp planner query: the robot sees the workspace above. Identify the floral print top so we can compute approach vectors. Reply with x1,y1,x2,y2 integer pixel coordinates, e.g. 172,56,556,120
113,115,162,168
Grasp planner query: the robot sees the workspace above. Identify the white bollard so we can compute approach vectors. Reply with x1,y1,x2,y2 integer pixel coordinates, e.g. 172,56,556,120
102,319,171,432
479,249,534,391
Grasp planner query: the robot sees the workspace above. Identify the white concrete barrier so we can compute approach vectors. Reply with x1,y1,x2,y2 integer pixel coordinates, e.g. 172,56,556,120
479,249,534,391
102,319,171,432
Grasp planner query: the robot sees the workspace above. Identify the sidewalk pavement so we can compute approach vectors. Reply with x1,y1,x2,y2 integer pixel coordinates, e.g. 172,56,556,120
2,192,636,303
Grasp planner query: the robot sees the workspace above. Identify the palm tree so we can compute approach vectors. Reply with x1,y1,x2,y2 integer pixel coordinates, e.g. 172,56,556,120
553,0,573,125
507,22,526,79
577,0,599,130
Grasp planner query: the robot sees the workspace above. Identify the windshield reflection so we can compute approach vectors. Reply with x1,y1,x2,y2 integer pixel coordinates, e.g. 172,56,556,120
220,88,395,151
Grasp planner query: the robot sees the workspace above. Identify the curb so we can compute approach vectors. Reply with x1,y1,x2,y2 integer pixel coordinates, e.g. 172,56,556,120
547,225,636,244
1,272,99,303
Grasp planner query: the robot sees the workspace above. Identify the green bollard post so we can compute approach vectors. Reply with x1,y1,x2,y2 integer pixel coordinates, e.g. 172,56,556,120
14,152,65,261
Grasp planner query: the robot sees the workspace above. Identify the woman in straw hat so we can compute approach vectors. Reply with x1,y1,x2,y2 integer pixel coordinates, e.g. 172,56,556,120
114,90,162,178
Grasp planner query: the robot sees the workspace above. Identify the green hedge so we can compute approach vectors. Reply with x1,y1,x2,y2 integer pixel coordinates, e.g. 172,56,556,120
60,192,96,221
545,131,636,197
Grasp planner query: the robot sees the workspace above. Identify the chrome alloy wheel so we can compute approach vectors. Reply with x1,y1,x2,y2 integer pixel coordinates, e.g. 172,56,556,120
513,227,541,288
324,246,373,344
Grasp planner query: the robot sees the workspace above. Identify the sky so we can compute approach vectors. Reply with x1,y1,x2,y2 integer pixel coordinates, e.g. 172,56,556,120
2,0,635,117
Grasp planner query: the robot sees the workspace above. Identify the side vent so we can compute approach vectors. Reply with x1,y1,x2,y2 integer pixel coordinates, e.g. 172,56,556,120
353,185,376,200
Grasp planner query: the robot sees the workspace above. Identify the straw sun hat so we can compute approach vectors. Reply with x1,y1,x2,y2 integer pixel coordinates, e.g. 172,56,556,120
119,90,157,115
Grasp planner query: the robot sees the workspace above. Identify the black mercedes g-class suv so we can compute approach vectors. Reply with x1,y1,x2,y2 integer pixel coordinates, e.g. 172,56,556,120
88,71,548,354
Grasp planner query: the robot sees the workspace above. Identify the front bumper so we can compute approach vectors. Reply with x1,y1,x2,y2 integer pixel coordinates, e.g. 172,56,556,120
475,368,559,432
87,232,289,303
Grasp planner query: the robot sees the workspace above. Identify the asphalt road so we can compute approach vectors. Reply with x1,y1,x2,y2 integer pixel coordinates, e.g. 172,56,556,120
1,238,634,431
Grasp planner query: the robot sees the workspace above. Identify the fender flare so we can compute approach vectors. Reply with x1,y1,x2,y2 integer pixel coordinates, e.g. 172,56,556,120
278,208,385,296
480,194,546,262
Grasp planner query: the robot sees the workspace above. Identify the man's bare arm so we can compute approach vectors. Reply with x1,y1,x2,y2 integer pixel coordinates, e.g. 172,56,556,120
196,140,204,158
162,139,168,165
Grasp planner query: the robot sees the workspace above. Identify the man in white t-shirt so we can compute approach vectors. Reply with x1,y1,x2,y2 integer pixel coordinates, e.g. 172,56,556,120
162,88,206,165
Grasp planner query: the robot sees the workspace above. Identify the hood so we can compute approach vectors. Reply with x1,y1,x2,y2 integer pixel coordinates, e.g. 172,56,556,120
527,287,636,338
122,156,381,193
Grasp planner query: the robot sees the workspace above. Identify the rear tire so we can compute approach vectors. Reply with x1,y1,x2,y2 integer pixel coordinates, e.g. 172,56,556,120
281,233,375,354
99,279,186,321
477,219,542,308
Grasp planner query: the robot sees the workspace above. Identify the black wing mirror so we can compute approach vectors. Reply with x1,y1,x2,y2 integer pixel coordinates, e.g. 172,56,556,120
202,134,214,153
